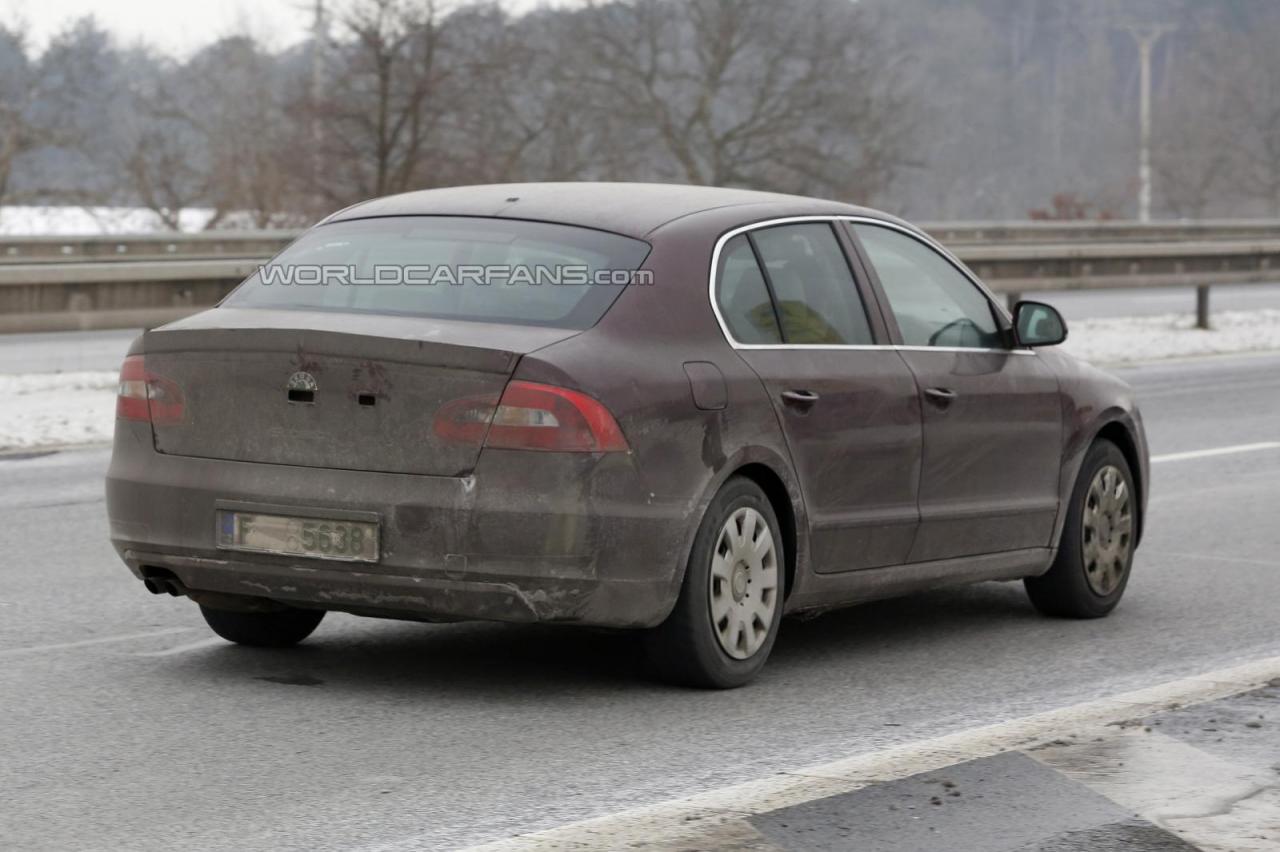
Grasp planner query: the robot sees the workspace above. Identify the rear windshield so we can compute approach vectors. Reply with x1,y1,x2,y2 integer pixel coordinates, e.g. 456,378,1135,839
222,216,652,329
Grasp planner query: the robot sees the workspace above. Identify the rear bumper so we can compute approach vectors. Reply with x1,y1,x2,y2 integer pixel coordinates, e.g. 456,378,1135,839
106,423,690,628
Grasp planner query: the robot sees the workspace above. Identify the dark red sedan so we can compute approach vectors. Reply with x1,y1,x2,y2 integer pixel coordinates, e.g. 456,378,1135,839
106,183,1148,687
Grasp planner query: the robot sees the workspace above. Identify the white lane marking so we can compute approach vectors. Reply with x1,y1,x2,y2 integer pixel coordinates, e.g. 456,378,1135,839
0,627,193,659
1151,442,1280,464
133,636,226,657
1146,550,1280,568
446,655,1280,852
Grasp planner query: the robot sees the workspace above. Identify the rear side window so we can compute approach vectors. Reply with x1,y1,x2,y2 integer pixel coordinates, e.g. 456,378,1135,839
222,217,651,329
715,235,783,344
748,223,874,345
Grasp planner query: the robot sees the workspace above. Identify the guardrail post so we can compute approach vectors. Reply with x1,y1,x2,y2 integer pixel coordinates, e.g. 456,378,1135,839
1196,285,1211,330
1005,291,1021,311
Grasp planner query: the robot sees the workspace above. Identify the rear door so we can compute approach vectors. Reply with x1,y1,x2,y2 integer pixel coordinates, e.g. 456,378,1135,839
715,222,923,572
848,222,1063,563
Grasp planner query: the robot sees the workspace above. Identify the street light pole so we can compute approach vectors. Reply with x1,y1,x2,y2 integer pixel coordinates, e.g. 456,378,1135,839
1127,26,1172,222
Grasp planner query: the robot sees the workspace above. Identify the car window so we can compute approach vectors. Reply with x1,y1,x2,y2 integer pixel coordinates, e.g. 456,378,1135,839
222,216,651,329
853,224,1003,349
748,223,874,345
714,235,783,344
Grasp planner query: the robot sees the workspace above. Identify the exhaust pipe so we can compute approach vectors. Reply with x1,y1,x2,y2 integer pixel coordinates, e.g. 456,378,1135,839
142,574,187,597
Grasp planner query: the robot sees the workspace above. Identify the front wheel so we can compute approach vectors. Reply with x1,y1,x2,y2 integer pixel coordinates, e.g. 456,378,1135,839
643,477,784,688
200,604,326,647
1026,440,1137,618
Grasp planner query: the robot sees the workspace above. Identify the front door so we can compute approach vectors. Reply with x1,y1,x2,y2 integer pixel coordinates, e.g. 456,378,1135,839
713,223,923,572
849,222,1063,563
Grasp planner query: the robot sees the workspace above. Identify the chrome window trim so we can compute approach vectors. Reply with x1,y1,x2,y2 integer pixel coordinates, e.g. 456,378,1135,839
707,215,1035,355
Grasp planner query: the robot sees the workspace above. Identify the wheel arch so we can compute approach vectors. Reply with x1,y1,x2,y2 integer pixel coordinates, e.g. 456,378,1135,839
678,447,808,607
1091,419,1146,546
1053,407,1149,552
732,462,799,602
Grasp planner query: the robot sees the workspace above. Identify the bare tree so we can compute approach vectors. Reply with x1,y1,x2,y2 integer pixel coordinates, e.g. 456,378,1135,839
437,5,590,184
1209,33,1280,216
117,36,299,230
184,37,301,228
563,0,916,202
0,22,99,206
25,0,1280,226
118,113,204,230
316,0,457,203
1151,47,1232,219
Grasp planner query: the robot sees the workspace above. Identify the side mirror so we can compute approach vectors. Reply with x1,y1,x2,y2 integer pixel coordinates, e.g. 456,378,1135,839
1013,300,1067,347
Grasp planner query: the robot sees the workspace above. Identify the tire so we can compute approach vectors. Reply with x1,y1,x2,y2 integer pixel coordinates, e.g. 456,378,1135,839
199,604,326,647
1026,440,1137,618
643,477,785,688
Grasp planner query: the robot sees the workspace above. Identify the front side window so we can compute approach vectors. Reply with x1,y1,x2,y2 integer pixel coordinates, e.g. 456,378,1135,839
853,224,1003,349
748,223,874,345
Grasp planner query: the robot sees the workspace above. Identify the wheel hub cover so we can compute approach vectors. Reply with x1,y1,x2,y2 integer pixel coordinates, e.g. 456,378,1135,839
1098,513,1114,544
731,563,749,602
1082,464,1134,597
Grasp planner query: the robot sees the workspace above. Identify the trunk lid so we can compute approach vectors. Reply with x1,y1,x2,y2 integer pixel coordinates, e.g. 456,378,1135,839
140,307,577,476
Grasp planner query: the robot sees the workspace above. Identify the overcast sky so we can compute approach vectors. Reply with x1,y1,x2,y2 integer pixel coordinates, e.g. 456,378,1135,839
4,0,563,55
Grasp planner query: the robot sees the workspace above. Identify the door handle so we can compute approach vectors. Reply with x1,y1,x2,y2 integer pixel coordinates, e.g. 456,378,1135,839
924,387,957,407
781,389,820,409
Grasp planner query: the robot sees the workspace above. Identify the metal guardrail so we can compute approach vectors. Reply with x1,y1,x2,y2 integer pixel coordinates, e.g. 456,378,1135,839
5,220,1279,262
924,219,1280,245
0,258,265,334
0,231,299,264
3,222,1280,333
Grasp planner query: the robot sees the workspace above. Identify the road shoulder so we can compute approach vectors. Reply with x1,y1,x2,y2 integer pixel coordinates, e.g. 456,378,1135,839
462,657,1280,851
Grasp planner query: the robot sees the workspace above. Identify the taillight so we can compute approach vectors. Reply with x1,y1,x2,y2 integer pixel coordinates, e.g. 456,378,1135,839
432,394,499,446
116,355,185,425
116,356,150,421
434,380,629,453
486,381,628,452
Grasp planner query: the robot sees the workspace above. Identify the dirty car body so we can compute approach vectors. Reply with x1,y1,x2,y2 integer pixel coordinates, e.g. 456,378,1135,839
106,183,1149,683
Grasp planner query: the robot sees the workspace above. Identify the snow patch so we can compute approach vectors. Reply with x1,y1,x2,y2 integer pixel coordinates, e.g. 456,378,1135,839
0,372,118,450
0,205,308,235
1064,309,1280,365
0,206,217,236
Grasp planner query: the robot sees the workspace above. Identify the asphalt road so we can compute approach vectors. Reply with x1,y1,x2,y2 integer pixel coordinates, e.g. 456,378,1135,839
0,327,136,374
1,352,1279,850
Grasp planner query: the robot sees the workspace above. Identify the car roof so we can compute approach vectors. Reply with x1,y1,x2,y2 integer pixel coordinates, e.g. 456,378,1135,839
322,182,905,239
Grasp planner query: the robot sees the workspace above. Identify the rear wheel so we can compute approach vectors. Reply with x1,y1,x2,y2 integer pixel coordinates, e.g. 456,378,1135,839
643,477,784,688
1026,440,1136,618
199,604,326,647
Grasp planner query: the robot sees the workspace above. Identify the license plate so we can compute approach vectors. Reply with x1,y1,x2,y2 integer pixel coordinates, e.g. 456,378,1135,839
216,511,379,563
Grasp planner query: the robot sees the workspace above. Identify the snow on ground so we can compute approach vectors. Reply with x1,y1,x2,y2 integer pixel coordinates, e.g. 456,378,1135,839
0,206,217,236
0,310,1277,451
0,372,118,450
1064,308,1280,365
0,206,307,235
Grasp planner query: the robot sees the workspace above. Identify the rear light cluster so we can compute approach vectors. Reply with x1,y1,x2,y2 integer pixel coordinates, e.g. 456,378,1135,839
118,354,623,453
116,355,185,425
434,380,629,453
